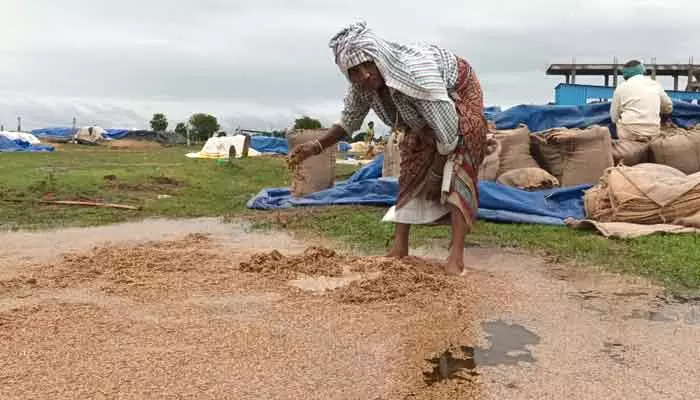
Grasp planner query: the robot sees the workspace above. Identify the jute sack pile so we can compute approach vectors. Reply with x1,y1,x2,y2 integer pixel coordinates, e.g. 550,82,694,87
497,167,560,191
531,126,613,186
287,129,336,197
491,125,539,176
584,163,700,224
382,129,404,178
673,212,700,229
478,134,501,181
649,127,700,174
611,139,650,166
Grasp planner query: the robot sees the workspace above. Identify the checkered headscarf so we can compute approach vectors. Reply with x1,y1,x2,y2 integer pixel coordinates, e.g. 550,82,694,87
328,21,452,102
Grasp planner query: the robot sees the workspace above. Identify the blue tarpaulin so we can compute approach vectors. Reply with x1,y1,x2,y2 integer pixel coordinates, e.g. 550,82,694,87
338,141,352,152
484,106,502,120
0,136,54,152
104,129,130,139
247,154,588,225
31,127,130,140
488,101,700,132
250,136,288,155
31,127,73,140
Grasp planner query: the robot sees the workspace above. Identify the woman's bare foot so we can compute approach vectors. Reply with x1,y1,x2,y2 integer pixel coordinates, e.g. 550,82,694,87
444,254,465,276
385,245,409,258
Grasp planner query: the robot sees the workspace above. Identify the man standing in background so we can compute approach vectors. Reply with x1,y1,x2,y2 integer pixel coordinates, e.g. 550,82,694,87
365,120,375,145
610,60,673,141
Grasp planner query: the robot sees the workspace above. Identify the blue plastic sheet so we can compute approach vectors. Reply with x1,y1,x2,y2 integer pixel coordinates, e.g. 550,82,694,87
669,101,700,128
250,136,288,154
0,136,54,152
483,106,502,120
488,101,700,132
346,154,384,183
31,127,73,140
103,129,130,139
247,155,588,225
338,141,352,152
31,127,130,140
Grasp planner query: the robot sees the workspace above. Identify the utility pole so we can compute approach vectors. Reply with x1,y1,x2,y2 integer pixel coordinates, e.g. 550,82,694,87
17,116,21,132
186,127,191,147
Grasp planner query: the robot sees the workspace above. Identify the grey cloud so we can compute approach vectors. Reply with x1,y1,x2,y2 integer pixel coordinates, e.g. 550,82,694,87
0,1,698,131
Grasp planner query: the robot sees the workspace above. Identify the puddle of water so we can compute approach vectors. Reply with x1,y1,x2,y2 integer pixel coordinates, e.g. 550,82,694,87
424,320,541,383
474,320,541,367
423,347,478,385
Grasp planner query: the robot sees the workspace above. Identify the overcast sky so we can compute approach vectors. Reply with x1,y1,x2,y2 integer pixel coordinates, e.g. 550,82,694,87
0,0,698,132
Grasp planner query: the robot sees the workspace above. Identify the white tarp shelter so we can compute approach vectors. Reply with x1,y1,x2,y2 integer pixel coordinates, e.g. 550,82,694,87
186,135,260,159
74,126,106,143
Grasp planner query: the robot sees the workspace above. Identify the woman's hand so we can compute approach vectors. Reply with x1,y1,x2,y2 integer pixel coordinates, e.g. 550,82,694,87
287,124,347,169
287,142,320,169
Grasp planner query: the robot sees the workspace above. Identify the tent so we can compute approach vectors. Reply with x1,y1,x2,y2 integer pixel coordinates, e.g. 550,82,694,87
186,135,259,159
74,126,106,144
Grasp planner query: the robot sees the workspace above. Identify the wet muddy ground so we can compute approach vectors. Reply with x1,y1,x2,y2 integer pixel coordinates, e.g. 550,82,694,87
1,218,698,399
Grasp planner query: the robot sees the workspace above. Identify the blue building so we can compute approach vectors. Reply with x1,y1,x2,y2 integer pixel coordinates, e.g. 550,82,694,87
554,83,700,106
547,61,700,106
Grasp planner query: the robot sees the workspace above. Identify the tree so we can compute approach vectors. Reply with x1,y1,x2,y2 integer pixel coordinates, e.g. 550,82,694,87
269,130,286,138
174,122,188,136
188,113,220,141
150,113,168,132
352,132,367,143
294,116,322,130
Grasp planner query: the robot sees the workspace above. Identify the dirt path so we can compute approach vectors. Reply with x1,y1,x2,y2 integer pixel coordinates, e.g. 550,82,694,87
0,218,698,399
414,246,700,400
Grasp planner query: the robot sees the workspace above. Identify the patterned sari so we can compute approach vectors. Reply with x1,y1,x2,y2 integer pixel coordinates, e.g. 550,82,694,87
396,58,487,232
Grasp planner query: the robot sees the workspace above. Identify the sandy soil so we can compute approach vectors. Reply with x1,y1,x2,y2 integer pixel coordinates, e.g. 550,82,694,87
0,218,698,399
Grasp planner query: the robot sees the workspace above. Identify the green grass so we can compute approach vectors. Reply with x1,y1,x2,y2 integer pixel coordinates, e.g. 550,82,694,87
2,144,700,293
0,144,310,229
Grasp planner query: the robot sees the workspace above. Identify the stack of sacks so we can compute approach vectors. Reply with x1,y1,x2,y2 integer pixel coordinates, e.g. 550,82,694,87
611,139,650,166
649,125,700,174
584,163,700,225
530,126,614,187
497,168,559,191
478,135,501,181
480,125,559,191
479,124,628,191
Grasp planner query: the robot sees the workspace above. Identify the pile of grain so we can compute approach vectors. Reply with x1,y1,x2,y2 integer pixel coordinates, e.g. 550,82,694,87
0,234,231,301
238,247,344,279
239,249,455,303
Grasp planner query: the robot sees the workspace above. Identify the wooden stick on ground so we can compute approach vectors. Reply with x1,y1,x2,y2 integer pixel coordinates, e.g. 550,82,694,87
38,200,139,210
